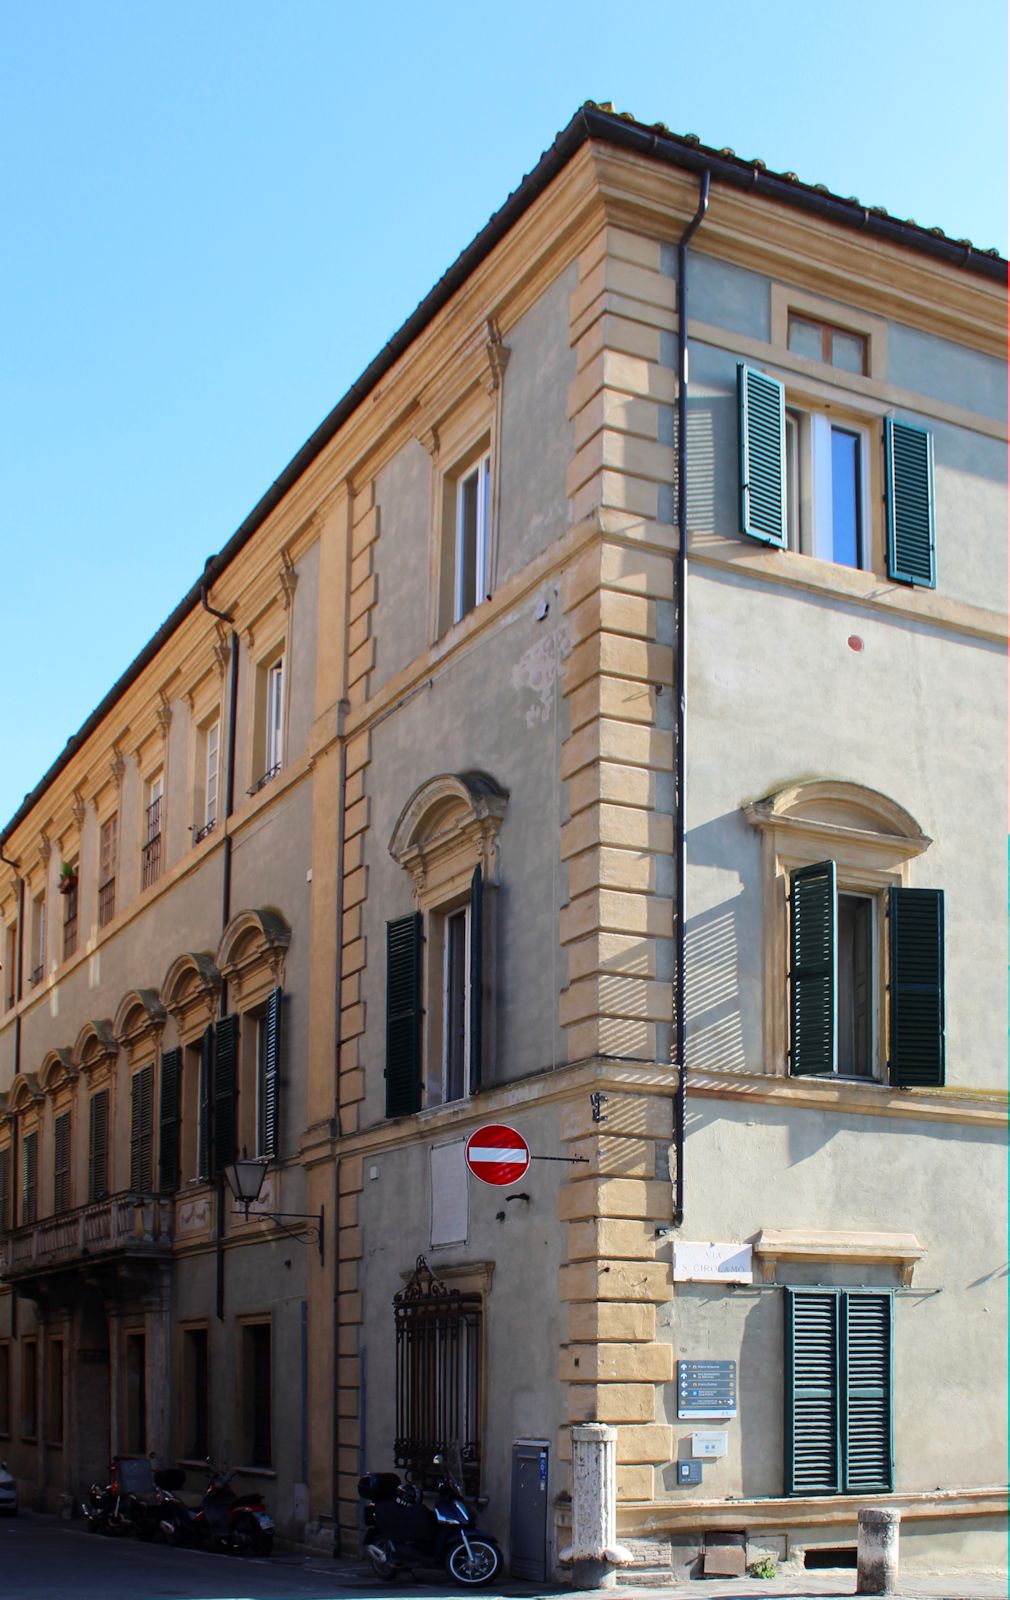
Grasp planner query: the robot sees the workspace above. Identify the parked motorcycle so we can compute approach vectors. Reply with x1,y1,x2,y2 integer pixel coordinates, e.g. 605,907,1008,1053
82,1456,159,1538
157,1458,273,1556
359,1454,502,1586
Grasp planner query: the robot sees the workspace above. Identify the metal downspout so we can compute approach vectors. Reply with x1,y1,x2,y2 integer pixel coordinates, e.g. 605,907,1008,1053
673,171,710,1230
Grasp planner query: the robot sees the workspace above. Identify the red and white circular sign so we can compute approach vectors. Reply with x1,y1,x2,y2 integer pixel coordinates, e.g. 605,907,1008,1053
464,1123,531,1187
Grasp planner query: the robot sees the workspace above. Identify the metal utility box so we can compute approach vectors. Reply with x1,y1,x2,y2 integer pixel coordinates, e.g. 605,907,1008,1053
510,1440,549,1581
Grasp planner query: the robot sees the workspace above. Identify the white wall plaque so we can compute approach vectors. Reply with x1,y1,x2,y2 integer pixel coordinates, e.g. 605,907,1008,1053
672,1241,753,1283
430,1140,468,1247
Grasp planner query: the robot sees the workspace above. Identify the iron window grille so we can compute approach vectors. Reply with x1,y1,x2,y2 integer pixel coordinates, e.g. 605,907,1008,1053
394,1255,482,1494
249,762,282,796
141,795,163,890
98,877,116,927
62,886,78,961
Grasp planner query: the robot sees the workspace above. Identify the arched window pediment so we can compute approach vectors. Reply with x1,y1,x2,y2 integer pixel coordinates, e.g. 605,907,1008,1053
113,988,167,1059
73,1019,118,1078
161,951,221,1035
390,771,508,899
6,1073,44,1115
744,779,930,869
39,1049,78,1095
216,908,290,1006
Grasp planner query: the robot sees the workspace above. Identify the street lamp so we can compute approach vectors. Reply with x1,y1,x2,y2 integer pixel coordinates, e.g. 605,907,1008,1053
222,1152,325,1264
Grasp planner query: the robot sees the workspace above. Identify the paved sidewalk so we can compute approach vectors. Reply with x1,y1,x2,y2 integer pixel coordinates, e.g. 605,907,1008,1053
299,1554,1009,1600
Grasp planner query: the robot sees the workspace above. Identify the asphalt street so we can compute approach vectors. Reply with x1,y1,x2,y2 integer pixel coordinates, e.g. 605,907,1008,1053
0,1513,1005,1600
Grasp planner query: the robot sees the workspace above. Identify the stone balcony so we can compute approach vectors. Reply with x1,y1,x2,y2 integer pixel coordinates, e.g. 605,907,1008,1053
1,1191,173,1291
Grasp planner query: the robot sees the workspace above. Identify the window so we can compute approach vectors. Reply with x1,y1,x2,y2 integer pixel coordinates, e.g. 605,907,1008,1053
61,861,79,961
29,892,45,987
182,1327,209,1459
252,654,285,792
89,1089,110,1200
394,1256,482,1494
0,1343,9,1435
387,773,505,1117
53,1111,71,1214
242,1323,272,1468
784,409,870,569
45,1338,63,1446
452,452,491,624
142,774,163,890
4,921,18,1009
21,1129,38,1224
737,365,936,587
98,813,118,927
790,861,944,1085
787,312,867,375
785,1289,892,1496
195,719,220,843
21,1339,37,1439
130,1065,154,1191
0,1146,9,1234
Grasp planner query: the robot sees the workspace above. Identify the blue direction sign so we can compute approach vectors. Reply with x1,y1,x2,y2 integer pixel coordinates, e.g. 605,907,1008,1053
677,1359,737,1419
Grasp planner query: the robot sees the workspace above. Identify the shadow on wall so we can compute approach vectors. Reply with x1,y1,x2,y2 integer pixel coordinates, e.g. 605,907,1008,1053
674,395,736,536
682,898,746,1073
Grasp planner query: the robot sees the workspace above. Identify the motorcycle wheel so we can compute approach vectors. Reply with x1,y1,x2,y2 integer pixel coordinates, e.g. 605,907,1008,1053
161,1514,186,1547
232,1511,273,1558
367,1537,401,1582
447,1538,502,1587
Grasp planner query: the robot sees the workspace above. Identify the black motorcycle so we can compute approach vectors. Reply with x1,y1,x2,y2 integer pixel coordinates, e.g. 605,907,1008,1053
82,1455,159,1538
359,1455,502,1587
157,1458,273,1556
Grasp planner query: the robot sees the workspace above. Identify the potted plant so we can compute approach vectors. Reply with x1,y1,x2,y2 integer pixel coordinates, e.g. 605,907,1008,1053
59,862,78,896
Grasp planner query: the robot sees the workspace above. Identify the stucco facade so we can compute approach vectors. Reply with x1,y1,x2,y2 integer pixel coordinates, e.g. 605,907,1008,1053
1,105,1005,1576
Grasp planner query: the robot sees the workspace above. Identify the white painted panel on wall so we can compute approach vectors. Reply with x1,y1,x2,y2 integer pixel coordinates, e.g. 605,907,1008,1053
430,1139,468,1247
672,1241,753,1283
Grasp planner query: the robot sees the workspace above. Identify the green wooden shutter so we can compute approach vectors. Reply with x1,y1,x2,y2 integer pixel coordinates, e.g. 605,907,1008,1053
738,363,787,547
785,1289,840,1495
214,1014,240,1170
885,418,935,587
790,860,837,1076
22,1130,38,1224
198,1024,214,1181
843,1292,893,1492
888,887,945,1086
263,987,282,1159
89,1090,109,1200
53,1111,71,1214
385,913,423,1118
130,1064,154,1191
159,1047,182,1192
0,1147,10,1234
469,866,483,1095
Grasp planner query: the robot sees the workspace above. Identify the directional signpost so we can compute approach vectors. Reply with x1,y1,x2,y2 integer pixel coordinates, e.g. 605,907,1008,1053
464,1124,531,1187
677,1359,737,1419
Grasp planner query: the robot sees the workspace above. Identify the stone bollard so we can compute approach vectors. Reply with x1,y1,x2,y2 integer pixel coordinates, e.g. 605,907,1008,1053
558,1423,633,1590
856,1507,901,1594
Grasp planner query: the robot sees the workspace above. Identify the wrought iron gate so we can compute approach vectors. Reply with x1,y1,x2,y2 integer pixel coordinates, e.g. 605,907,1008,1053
394,1255,482,1491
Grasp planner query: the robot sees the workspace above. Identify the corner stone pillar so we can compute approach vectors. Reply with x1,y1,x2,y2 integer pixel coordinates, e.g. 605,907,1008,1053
857,1507,900,1595
560,1424,632,1589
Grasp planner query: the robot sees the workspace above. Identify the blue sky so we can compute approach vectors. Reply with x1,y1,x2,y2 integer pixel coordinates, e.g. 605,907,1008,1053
1,0,1006,828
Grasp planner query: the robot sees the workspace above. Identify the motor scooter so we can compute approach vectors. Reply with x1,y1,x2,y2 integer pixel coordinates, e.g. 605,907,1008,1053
359,1454,501,1586
157,1458,273,1556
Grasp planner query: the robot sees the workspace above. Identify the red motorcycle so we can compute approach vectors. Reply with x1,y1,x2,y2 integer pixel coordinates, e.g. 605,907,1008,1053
157,1458,273,1556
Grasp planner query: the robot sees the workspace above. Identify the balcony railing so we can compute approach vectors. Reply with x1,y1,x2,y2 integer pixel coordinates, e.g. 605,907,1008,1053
141,833,162,890
249,763,281,796
1,1191,173,1281
29,963,43,988
98,877,116,927
193,817,216,845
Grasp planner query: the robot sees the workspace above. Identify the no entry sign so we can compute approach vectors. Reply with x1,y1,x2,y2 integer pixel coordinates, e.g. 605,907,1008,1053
464,1124,531,1187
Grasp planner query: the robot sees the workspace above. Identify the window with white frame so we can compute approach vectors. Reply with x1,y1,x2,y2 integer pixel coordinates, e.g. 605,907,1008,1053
453,452,491,625
142,772,164,890
194,718,220,842
252,652,285,792
29,892,45,986
784,408,871,570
